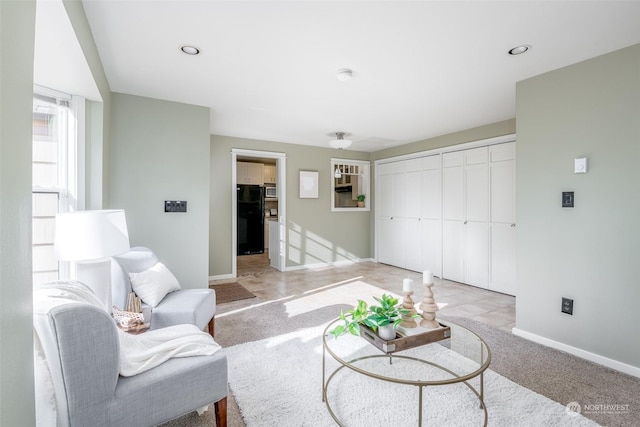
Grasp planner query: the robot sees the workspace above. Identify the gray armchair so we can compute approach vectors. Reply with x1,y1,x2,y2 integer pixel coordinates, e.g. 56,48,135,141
111,246,216,336
33,283,228,427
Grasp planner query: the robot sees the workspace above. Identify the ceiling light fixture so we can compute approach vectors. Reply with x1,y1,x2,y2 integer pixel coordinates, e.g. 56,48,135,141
328,132,352,150
337,68,352,82
508,45,531,55
180,45,200,55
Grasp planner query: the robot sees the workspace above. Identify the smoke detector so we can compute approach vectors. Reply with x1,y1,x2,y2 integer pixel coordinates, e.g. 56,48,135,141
337,68,352,81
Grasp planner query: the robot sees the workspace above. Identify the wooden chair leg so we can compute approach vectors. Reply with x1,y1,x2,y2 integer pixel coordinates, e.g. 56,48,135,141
214,397,227,427
208,317,215,337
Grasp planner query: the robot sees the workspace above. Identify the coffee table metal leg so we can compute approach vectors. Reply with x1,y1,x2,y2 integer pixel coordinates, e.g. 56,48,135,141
418,386,423,426
479,340,485,410
322,345,326,402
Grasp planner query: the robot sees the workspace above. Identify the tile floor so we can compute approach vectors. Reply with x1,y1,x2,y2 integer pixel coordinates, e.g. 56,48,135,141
214,253,515,332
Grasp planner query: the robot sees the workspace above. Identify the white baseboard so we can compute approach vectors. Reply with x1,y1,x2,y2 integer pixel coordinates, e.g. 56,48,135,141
512,327,640,379
209,273,234,281
209,258,376,278
284,257,376,272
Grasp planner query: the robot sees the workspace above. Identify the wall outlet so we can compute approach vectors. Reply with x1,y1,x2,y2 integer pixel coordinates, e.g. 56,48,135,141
562,192,574,208
561,297,574,315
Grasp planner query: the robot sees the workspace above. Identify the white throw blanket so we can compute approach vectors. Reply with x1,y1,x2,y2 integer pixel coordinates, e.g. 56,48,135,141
117,324,220,376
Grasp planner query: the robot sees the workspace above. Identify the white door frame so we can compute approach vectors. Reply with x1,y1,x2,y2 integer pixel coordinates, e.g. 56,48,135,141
231,149,287,276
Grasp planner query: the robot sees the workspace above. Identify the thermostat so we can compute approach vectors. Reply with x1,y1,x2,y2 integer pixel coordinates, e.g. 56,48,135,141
574,158,588,174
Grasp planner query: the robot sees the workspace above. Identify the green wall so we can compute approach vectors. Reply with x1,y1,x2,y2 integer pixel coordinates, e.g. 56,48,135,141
209,123,516,277
63,0,112,208
0,1,36,424
370,119,516,162
515,44,640,372
210,135,370,276
110,93,211,289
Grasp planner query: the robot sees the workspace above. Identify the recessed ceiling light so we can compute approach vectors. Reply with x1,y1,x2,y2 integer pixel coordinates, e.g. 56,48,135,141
508,45,531,55
180,45,200,55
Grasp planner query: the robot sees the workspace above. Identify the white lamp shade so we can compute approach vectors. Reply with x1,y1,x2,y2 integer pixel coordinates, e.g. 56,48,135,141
54,210,130,261
328,138,352,150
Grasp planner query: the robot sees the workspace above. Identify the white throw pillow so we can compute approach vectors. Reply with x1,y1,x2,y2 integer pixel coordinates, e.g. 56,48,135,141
129,262,181,307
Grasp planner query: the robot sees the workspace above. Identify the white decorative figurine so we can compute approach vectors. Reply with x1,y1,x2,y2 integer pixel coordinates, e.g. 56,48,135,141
419,271,440,329
400,278,418,328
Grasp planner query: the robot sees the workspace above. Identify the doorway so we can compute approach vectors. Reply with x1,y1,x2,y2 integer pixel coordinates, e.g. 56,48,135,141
231,149,286,277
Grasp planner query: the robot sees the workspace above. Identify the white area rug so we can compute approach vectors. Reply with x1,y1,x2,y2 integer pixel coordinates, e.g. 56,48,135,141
225,324,601,426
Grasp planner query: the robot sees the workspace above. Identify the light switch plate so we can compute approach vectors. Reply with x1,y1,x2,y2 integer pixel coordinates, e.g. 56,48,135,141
574,157,588,174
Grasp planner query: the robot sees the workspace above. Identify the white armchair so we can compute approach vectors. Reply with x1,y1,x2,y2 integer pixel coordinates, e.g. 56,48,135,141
111,246,216,335
33,281,227,427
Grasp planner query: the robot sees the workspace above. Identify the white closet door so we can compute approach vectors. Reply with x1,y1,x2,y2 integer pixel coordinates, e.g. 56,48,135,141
391,172,407,218
491,159,516,224
464,222,489,288
403,161,423,271
377,171,393,218
376,216,394,265
420,155,442,276
490,223,515,294
404,218,422,272
443,220,464,282
464,147,489,288
421,156,442,220
405,170,422,219
388,217,406,268
489,143,516,295
376,165,394,264
443,153,464,221
421,219,442,276
442,151,464,282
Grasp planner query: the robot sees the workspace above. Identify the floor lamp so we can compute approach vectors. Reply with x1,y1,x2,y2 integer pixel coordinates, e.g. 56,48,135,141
54,209,130,311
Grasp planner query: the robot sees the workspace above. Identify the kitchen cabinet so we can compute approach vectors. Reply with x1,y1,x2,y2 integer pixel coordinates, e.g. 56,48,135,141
263,164,277,184
237,162,264,185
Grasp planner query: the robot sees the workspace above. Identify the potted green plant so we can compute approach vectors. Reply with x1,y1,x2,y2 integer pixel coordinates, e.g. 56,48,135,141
330,294,417,340
356,194,365,208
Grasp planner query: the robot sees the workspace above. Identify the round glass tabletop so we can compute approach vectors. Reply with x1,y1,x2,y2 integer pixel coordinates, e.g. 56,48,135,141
323,318,491,386
322,318,491,426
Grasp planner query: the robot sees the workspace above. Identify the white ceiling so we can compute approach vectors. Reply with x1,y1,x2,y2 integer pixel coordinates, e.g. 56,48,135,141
35,0,101,101
80,0,640,152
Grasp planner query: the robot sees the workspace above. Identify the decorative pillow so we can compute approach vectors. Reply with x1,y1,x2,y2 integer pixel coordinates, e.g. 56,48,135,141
128,262,181,307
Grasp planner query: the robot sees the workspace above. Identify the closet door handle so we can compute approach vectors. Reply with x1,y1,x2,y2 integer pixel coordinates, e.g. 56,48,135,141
464,220,468,225
511,223,516,228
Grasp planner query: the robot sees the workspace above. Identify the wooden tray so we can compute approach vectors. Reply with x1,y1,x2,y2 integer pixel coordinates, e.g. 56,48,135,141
360,323,451,354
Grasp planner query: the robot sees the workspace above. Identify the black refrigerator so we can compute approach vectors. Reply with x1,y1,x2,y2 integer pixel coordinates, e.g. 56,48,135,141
237,185,265,255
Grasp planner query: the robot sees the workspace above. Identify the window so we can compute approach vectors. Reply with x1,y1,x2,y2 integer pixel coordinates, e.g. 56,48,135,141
331,158,370,211
32,87,82,285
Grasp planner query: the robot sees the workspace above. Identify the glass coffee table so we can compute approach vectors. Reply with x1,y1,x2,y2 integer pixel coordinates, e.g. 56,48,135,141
322,318,491,426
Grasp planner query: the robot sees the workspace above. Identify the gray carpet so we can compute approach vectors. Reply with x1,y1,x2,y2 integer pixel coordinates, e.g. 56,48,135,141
162,297,639,426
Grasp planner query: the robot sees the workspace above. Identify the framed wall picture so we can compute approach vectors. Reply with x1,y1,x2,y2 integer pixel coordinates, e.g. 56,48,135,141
299,170,319,199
